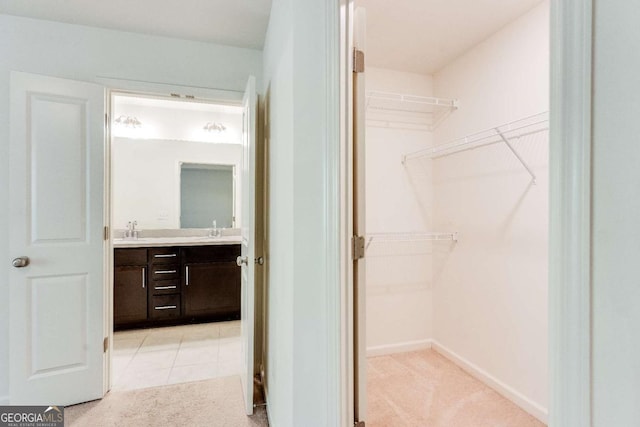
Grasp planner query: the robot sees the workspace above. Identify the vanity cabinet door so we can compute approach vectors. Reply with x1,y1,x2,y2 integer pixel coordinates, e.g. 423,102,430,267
183,262,240,319
114,248,148,328
114,265,147,327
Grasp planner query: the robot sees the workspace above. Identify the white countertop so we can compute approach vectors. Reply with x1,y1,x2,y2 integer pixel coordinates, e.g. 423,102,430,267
112,235,242,248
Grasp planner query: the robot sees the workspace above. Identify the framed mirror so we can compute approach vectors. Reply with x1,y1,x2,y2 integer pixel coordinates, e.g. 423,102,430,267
180,163,236,229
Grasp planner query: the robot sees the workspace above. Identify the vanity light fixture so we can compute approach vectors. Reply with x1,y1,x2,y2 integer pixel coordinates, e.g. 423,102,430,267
114,115,142,128
203,122,226,132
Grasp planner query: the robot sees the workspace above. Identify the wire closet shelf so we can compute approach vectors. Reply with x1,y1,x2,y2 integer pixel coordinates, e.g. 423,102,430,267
401,111,549,184
366,91,459,131
366,232,458,249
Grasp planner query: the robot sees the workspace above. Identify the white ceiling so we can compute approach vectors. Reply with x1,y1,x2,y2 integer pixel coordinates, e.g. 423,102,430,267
360,0,544,74
0,0,543,70
0,0,272,49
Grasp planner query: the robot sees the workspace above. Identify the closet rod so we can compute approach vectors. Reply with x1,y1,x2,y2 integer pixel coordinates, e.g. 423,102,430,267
401,112,549,184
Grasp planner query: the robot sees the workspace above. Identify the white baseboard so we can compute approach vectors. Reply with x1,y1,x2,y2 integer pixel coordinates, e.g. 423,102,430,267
0,395,9,405
431,341,548,424
366,339,432,357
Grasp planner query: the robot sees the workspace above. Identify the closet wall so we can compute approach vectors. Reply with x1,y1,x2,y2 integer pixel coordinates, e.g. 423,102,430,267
431,0,549,418
365,68,435,355
365,0,549,422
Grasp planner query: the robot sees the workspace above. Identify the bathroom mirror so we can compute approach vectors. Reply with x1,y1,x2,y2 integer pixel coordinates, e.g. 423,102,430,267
111,93,243,231
180,163,236,229
111,137,242,230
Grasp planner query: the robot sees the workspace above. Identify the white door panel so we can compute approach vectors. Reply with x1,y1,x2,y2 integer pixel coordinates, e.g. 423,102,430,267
240,75,257,415
9,72,105,406
31,96,88,242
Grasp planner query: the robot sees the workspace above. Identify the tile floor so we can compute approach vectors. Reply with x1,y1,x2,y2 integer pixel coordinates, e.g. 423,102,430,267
111,321,242,391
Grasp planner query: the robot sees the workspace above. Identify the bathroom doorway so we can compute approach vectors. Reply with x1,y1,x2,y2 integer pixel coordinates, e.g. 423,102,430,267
109,92,244,391
106,82,263,415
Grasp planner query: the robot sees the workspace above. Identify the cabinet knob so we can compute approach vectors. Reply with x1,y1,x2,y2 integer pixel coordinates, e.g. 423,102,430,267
236,256,248,267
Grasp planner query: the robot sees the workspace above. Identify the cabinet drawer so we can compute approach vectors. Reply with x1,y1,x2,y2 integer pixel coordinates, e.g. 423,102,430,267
149,294,181,319
115,248,147,266
149,248,180,264
150,279,180,295
150,265,179,281
181,244,241,264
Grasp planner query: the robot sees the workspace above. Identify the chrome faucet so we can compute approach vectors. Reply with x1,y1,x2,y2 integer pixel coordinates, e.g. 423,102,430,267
209,220,221,238
124,221,139,240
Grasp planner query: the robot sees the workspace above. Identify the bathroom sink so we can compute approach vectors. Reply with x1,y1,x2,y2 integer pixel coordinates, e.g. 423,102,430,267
189,236,241,243
112,235,242,246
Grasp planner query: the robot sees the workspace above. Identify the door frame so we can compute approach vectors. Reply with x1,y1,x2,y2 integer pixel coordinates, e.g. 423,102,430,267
338,1,356,426
103,81,248,393
338,1,595,426
549,0,593,425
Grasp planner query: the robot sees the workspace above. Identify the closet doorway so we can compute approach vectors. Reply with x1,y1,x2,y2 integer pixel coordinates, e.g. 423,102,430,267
352,1,550,425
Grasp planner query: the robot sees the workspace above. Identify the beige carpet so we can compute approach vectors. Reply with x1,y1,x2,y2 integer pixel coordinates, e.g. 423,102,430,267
66,376,268,427
367,349,546,427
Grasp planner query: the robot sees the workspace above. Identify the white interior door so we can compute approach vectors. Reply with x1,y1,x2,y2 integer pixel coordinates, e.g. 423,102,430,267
239,75,257,415
9,72,106,405
353,6,367,425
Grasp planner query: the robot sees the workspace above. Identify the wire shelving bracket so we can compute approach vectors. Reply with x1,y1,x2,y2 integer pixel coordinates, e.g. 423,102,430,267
401,112,548,184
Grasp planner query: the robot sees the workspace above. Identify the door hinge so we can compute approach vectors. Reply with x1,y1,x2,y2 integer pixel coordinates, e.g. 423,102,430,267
355,422,366,427
352,236,365,260
103,337,109,353
353,48,365,73
105,113,109,128
103,226,109,241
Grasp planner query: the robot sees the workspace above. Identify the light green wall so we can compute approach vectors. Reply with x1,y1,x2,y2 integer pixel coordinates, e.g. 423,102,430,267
262,0,341,425
592,0,640,424
0,13,262,402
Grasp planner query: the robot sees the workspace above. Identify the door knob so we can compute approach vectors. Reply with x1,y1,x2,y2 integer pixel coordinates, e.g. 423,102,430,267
236,256,248,267
12,257,30,268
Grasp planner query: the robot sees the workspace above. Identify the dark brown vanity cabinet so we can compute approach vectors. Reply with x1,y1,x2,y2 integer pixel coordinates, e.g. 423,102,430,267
114,244,241,330
183,245,241,320
114,248,148,328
